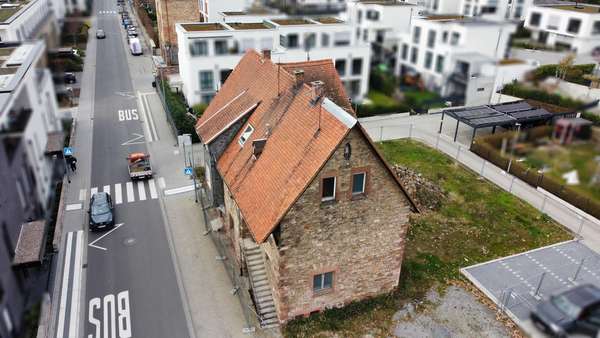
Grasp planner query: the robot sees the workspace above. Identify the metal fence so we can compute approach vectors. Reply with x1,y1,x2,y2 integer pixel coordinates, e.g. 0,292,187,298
154,74,180,139
362,123,600,248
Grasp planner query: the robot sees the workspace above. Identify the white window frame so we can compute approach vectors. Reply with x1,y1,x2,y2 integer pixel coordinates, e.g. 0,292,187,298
313,271,334,292
238,124,254,146
321,176,336,202
352,172,366,195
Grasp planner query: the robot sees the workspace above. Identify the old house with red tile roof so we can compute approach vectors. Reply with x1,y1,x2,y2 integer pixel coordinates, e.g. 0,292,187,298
196,49,416,327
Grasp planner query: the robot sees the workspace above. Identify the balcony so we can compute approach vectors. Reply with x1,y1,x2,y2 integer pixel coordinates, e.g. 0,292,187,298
0,108,32,134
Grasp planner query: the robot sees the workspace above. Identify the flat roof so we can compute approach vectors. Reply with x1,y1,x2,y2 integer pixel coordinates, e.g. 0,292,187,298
313,17,344,24
425,14,465,21
0,0,30,23
358,0,416,6
552,5,600,13
499,58,526,65
181,23,227,32
271,18,315,25
228,22,271,30
445,101,555,128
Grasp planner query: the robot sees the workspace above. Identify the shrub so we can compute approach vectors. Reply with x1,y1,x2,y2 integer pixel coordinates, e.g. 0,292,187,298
582,111,600,126
356,102,410,118
160,80,199,142
369,69,396,96
501,82,583,109
532,64,595,86
192,103,208,117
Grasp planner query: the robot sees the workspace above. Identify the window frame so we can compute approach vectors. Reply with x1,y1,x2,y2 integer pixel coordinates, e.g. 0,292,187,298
567,18,582,34
351,172,366,196
214,39,228,55
335,59,346,76
424,51,433,70
321,176,337,202
313,271,334,293
529,12,541,27
238,124,254,146
199,70,214,91
351,58,363,75
190,40,208,56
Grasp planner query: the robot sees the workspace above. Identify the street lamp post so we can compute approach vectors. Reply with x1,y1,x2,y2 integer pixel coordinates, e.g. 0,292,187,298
506,122,521,174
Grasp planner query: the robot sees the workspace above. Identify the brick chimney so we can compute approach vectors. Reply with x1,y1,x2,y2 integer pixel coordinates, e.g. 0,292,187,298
310,80,324,103
293,69,304,87
262,49,271,60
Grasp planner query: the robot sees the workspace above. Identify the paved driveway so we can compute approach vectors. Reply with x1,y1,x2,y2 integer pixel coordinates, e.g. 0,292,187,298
462,240,600,324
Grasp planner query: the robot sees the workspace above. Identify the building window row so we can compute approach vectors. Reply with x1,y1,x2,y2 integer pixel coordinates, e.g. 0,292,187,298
335,58,363,77
320,171,367,202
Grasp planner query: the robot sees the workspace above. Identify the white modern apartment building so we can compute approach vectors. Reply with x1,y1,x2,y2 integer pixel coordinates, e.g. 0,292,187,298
418,0,532,21
396,15,516,104
176,17,371,106
199,0,254,22
0,41,62,207
524,3,600,53
0,0,56,42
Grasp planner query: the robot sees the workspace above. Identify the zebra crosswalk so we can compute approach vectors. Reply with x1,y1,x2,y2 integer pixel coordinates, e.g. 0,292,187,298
98,10,116,14
80,179,159,205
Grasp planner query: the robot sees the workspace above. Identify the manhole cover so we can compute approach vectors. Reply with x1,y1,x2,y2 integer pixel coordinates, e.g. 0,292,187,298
123,237,137,246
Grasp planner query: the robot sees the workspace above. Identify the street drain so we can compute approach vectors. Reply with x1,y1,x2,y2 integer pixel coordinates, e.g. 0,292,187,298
123,237,137,246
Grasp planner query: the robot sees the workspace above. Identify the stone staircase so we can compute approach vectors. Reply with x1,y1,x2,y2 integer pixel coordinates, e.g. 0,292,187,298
244,242,279,328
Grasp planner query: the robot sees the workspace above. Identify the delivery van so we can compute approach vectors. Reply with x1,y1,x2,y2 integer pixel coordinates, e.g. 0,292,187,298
129,38,142,56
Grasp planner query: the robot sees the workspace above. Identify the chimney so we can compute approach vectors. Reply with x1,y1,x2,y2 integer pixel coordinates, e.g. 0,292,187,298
252,138,267,158
293,69,304,87
310,80,325,103
262,49,271,60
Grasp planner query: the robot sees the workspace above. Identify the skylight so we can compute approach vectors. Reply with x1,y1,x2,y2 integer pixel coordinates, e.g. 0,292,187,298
238,124,254,146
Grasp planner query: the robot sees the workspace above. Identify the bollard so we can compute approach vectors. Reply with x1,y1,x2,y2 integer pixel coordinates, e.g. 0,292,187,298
569,258,585,284
480,160,486,177
531,272,546,300
436,133,441,149
509,176,516,193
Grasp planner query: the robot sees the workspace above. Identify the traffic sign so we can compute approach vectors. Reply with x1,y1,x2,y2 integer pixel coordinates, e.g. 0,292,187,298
184,167,193,176
63,147,73,156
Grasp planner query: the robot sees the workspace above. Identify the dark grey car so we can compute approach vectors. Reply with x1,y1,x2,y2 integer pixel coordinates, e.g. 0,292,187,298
88,192,114,231
531,284,600,337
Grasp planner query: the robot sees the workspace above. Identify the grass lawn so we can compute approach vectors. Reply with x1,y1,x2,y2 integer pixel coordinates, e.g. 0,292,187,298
284,139,570,338
522,142,600,201
367,90,400,107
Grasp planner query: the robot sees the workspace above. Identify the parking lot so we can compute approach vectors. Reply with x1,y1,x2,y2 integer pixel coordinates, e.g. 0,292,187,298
462,240,600,323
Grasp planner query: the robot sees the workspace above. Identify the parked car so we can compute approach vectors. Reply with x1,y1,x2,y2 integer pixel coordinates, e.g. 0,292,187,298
127,28,138,37
530,284,600,337
96,29,106,39
88,192,115,231
63,72,76,84
129,37,142,56
122,19,130,27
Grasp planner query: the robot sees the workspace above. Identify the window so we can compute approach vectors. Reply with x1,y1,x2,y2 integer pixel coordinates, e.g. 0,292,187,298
433,0,439,10
352,172,366,195
413,26,421,44
427,30,436,48
349,80,360,98
214,40,227,55
546,15,560,30
321,33,330,47
304,33,316,49
334,31,351,46
477,87,485,92
279,34,287,47
529,12,541,27
363,29,368,42
335,59,346,76
450,32,460,45
401,43,408,60
199,71,213,91
567,18,581,34
220,69,232,84
357,9,362,23
313,272,334,292
366,10,379,21
201,93,214,103
424,51,433,69
442,31,448,43
190,40,208,56
321,176,336,201
463,4,471,15
410,47,418,64
435,55,445,73
352,58,362,75
238,124,254,146
593,21,600,35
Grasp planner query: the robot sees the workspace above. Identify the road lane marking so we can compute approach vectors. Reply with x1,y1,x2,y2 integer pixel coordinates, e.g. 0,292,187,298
88,290,132,338
121,133,145,146
114,183,123,204
102,185,110,195
56,232,74,338
68,231,84,338
158,177,166,189
118,109,139,122
90,187,98,197
142,93,159,142
148,179,158,199
126,182,134,203
164,184,195,196
137,92,153,142
137,181,146,201
88,223,124,251
79,189,86,201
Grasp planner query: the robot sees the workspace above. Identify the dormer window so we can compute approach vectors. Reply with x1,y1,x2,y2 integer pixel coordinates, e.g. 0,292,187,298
239,124,254,146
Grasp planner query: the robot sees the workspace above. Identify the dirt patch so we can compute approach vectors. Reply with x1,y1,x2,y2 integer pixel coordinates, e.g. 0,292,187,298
392,285,521,338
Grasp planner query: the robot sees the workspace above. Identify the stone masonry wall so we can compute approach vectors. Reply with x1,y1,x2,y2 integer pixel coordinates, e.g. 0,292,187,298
270,127,412,322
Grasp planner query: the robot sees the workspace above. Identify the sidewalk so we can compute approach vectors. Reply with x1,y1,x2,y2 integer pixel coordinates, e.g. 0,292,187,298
360,114,600,252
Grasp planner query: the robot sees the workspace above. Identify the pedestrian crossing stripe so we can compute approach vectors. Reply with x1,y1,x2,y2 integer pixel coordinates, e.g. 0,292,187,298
82,179,160,204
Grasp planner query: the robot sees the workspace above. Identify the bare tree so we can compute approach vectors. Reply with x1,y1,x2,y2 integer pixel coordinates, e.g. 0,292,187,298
556,54,575,81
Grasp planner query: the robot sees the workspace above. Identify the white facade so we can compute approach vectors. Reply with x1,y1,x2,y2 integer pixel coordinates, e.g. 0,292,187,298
199,0,254,22
176,17,371,106
524,4,600,53
395,15,515,103
0,0,54,42
418,0,532,21
64,0,88,15
0,41,62,206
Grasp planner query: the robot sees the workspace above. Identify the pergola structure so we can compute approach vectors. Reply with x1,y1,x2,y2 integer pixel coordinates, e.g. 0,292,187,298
439,100,559,144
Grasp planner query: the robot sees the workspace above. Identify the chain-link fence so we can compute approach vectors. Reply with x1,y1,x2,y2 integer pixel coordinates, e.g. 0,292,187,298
362,122,600,247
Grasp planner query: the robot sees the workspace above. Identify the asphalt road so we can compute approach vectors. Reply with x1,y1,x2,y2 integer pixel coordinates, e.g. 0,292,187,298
83,0,190,337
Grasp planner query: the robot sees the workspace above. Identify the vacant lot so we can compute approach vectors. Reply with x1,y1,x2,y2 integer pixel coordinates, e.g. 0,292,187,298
283,139,570,338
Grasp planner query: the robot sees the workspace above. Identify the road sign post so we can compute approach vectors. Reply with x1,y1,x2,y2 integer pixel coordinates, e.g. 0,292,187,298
63,147,73,183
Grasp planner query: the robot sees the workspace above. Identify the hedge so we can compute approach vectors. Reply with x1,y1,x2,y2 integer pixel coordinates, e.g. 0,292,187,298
501,82,583,109
160,80,200,143
356,102,410,118
532,64,595,86
582,112,600,126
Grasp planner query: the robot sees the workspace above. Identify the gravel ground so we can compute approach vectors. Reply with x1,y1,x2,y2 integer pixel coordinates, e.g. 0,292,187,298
393,286,510,338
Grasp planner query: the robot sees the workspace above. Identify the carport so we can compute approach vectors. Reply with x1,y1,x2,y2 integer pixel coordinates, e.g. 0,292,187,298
438,100,555,144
